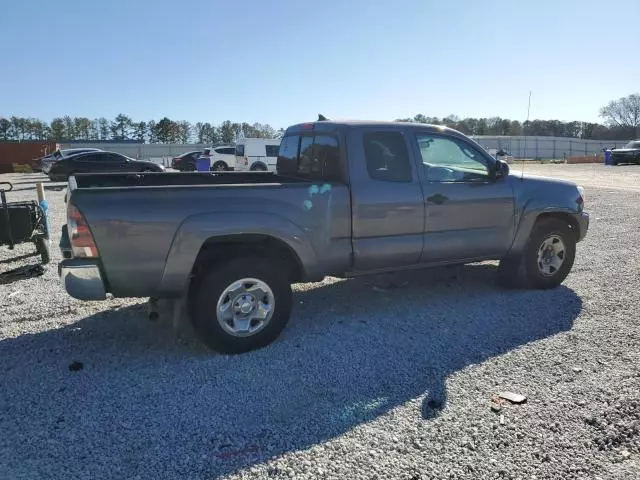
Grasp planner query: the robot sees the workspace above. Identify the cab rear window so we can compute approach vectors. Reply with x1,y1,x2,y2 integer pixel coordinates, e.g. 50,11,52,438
277,134,340,180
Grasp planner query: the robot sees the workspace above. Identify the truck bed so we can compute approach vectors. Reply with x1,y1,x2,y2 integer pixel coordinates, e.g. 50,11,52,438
66,171,352,298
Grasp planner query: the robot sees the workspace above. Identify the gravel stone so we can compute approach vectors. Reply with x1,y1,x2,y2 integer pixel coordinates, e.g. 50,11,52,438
1,165,640,479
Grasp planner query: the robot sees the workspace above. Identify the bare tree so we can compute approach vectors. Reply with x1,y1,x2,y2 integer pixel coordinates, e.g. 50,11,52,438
600,93,640,134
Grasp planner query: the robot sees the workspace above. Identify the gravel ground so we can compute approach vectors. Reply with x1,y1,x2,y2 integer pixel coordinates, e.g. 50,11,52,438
0,166,639,480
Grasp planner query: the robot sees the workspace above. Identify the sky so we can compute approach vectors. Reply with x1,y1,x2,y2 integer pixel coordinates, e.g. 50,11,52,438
1,0,638,128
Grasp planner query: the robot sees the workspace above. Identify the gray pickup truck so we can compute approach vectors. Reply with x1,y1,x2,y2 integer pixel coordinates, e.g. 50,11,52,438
59,120,589,353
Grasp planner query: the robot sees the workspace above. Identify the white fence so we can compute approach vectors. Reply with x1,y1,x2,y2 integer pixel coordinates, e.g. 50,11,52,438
472,136,632,160
64,136,635,164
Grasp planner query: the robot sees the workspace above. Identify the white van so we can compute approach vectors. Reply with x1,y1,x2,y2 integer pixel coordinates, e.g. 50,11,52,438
234,138,281,171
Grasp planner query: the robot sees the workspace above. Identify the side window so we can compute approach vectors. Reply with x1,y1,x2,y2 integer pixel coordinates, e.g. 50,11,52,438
221,147,235,155
298,136,315,175
277,134,341,179
363,132,412,182
312,135,340,180
265,145,279,157
235,145,244,157
104,153,123,163
276,135,300,175
83,153,111,163
417,134,489,182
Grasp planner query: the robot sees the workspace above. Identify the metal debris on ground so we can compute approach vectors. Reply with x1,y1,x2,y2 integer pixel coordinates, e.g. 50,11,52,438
572,367,583,373
68,361,83,372
499,414,505,425
498,392,527,404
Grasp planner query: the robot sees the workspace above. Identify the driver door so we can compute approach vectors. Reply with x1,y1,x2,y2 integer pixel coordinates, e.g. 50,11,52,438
410,131,516,263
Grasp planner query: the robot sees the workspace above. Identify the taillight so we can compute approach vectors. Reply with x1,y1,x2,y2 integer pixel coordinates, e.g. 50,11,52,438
67,203,99,258
244,157,248,166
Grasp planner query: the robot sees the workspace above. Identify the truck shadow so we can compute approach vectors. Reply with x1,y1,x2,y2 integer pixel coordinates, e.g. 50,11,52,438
0,264,582,479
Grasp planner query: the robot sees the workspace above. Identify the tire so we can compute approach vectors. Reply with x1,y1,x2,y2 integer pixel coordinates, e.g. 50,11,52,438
212,161,227,172
250,163,267,172
498,218,576,290
35,237,50,265
190,256,293,354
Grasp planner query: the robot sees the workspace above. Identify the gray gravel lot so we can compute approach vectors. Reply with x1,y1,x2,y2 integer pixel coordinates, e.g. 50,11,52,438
0,165,639,479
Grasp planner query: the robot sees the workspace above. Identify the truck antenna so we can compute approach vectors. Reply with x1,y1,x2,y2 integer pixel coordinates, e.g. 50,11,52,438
521,90,531,181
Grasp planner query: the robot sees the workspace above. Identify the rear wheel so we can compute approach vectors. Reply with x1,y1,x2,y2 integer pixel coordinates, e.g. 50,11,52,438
250,163,267,172
212,161,228,172
190,256,293,354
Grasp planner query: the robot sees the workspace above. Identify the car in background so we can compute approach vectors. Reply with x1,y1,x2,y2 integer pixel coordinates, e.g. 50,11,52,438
611,140,640,165
48,151,164,181
234,138,281,171
171,150,203,171
39,148,103,173
198,146,236,171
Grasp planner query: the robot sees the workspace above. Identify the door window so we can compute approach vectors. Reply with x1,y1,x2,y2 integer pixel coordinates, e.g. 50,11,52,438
417,134,490,182
216,147,235,155
363,132,412,182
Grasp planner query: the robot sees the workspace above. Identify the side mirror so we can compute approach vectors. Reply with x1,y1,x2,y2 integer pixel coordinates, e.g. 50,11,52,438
494,159,509,179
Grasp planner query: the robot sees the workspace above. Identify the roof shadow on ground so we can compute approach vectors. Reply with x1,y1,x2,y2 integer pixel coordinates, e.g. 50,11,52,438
0,264,582,479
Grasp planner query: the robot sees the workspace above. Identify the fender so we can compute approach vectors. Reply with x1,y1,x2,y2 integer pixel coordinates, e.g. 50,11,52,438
157,211,318,297
508,196,582,256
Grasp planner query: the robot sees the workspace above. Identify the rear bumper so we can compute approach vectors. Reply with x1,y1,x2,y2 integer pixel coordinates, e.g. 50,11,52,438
58,224,107,300
59,259,107,300
577,212,589,242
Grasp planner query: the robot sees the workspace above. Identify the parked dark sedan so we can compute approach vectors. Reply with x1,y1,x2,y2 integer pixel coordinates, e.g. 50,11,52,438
48,151,164,181
171,150,202,171
611,140,640,165
35,148,103,173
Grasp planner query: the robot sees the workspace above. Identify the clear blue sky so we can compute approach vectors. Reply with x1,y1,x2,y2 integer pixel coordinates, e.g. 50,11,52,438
1,0,638,128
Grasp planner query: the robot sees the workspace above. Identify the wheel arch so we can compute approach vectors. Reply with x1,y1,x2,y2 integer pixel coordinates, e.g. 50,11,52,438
157,212,316,298
508,206,582,256
250,161,268,171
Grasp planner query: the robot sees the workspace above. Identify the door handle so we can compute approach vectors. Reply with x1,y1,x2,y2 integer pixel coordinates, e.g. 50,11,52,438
426,194,448,205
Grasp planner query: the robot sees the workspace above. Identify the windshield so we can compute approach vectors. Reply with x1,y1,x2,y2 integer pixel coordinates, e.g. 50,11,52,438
623,141,640,149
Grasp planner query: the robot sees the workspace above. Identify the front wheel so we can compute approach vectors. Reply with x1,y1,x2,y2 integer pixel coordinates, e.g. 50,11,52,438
190,256,293,354
498,218,576,289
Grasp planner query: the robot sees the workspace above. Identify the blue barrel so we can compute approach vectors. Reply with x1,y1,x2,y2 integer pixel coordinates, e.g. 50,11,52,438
604,149,613,166
196,157,210,172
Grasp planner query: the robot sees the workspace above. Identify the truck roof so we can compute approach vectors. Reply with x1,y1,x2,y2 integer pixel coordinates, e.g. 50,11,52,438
285,120,465,137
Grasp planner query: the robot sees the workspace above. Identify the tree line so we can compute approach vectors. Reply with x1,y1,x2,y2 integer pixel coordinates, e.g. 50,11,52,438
0,114,282,145
396,93,639,140
393,114,635,140
1,93,637,144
